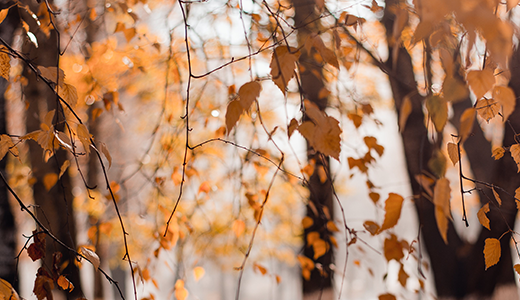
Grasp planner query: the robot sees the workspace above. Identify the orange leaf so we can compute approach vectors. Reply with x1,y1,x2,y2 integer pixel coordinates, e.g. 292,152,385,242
193,266,205,281
459,108,475,142
312,238,328,259
302,216,313,229
76,124,92,154
225,100,243,134
364,136,384,156
0,46,10,81
477,203,490,230
514,264,520,276
398,264,409,287
174,279,188,300
384,234,404,262
253,263,268,275
492,147,505,160
446,142,459,166
484,238,501,270
57,275,74,292
363,220,380,235
476,98,500,122
58,160,70,179
434,178,451,244
510,144,520,172
38,66,65,87
378,193,404,233
232,219,245,237
492,187,502,206
0,277,20,300
493,86,516,122
467,69,495,100
507,0,520,11
270,46,300,92
43,173,58,191
442,76,469,103
238,81,262,110
378,293,397,300
425,95,448,132
399,95,412,132
58,83,78,108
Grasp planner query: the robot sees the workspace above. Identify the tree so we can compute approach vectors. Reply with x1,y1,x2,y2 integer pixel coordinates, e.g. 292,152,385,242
2,0,520,299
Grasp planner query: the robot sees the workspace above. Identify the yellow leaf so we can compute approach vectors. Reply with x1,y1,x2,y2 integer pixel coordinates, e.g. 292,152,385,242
0,277,20,300
59,160,70,179
77,124,92,154
238,81,262,110
476,98,500,122
492,187,502,206
37,66,65,87
193,266,205,281
225,100,243,134
484,238,501,270
459,108,475,143
232,219,245,237
492,86,516,122
58,83,78,109
510,144,520,172
43,173,58,191
0,46,10,81
425,95,448,132
446,142,459,166
442,76,469,103
302,216,313,229
312,238,328,259
467,69,495,100
174,279,188,300
492,147,505,160
378,193,404,233
0,7,10,25
80,246,100,270
477,203,491,230
98,142,112,168
399,95,412,132
57,275,74,292
515,187,520,202
270,46,300,92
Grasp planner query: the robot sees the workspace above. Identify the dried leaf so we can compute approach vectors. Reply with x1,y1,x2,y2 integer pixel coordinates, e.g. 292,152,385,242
38,66,65,87
476,98,500,122
484,238,501,270
43,173,58,191
270,46,300,92
58,83,78,108
378,193,404,233
425,95,448,132
492,187,502,206
477,203,491,230
434,178,451,244
225,100,242,134
348,113,362,128
33,269,54,300
0,46,10,80
459,108,475,143
174,279,188,300
384,234,404,261
57,275,74,292
363,220,380,235
493,86,516,122
510,144,520,172
76,124,92,154
442,76,469,103
446,142,459,166
193,266,205,281
0,277,20,300
80,246,100,270
98,142,112,168
364,136,384,156
492,147,505,160
467,69,495,100
59,160,70,179
288,118,298,138
399,95,412,132
238,81,262,110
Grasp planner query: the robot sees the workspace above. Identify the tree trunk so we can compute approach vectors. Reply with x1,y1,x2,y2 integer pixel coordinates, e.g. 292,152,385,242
382,0,518,298
293,0,335,298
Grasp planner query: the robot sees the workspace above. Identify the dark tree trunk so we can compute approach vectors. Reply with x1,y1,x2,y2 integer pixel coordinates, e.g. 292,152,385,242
382,0,518,298
293,0,334,298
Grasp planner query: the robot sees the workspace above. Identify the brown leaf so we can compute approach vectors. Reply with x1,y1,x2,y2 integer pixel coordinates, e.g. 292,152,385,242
348,113,362,128
302,216,313,229
492,187,502,206
446,142,459,166
364,136,384,156
510,144,520,172
378,193,404,233
476,98,500,122
76,124,92,154
38,66,65,87
43,173,58,191
98,142,112,169
0,46,10,81
484,238,501,270
288,118,298,138
467,69,495,100
434,178,451,244
493,86,516,122
398,95,412,132
477,203,490,230
238,81,262,110
80,246,100,270
363,220,380,235
33,268,54,300
459,108,475,143
58,83,78,108
58,160,70,179
442,75,469,103
384,234,404,262
379,293,397,300
514,264,520,276
270,46,300,92
398,264,409,287
225,100,243,134
492,147,505,160
426,95,448,132
57,275,74,292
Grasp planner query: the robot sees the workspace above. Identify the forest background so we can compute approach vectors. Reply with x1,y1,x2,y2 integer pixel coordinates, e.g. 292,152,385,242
1,0,520,299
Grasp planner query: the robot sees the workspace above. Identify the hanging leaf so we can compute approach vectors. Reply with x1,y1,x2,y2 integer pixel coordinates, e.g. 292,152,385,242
364,136,384,156
515,264,520,276
302,216,314,229
57,275,74,292
379,294,397,300
80,246,100,270
174,279,188,300
484,238,501,270
308,34,340,69
37,66,65,87
58,160,70,179
459,108,475,143
399,95,412,132
446,142,459,165
33,269,54,300
98,142,112,168
270,46,300,92
433,178,451,244
398,264,409,287
363,220,380,235
0,277,20,300
467,69,495,100
238,81,262,110
76,124,92,154
43,173,58,191
225,100,243,134
507,0,520,11
425,95,448,132
476,98,500,122
492,147,505,160
492,86,516,122
232,219,245,237
58,83,78,108
0,46,10,80
377,193,404,233
193,266,205,281
510,144,520,172
442,76,469,103
492,187,502,206
477,203,491,230
384,234,404,261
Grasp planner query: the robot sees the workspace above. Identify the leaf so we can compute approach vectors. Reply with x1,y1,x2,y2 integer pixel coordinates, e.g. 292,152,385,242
515,264,520,276
33,268,54,300
232,219,245,237
364,136,384,156
270,46,300,92
363,220,380,235
442,75,469,103
459,108,475,143
288,118,298,138
446,142,459,165
492,147,505,160
57,275,74,292
510,144,520,172
308,34,339,69
0,277,20,300
302,216,313,229
37,66,65,87
0,46,10,81
98,142,112,168
238,81,262,110
476,98,500,122
434,178,451,244
225,100,242,134
297,255,315,280
58,83,78,108
425,95,448,132
43,173,58,191
467,69,495,100
193,266,205,281
379,294,397,300
492,86,516,122
80,246,100,270
492,187,502,206
378,193,404,233
398,95,412,132
398,264,409,287
313,238,328,259
384,234,404,262
484,238,501,270
124,27,136,42
507,0,520,11
76,124,92,154
477,203,491,230
174,279,188,300
347,113,362,128
253,263,268,275
59,160,70,179
0,7,10,25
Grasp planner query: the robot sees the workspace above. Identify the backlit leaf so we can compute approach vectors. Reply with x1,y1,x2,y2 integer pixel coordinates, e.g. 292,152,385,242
484,238,501,270
0,46,10,80
378,193,404,233
467,69,495,100
225,100,242,134
238,81,262,110
309,35,339,69
425,95,448,132
313,238,328,259
253,263,268,275
38,66,65,87
476,98,500,122
77,124,92,154
193,266,205,281
0,7,10,25
0,277,20,300
302,216,313,229
43,173,58,191
58,83,78,108
59,160,70,179
493,86,516,121
270,46,300,92
98,142,112,168
398,95,412,132
447,142,459,165
492,187,502,206
477,203,490,230
459,108,475,143
492,147,505,160
174,279,188,300
510,144,520,172
57,275,74,292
